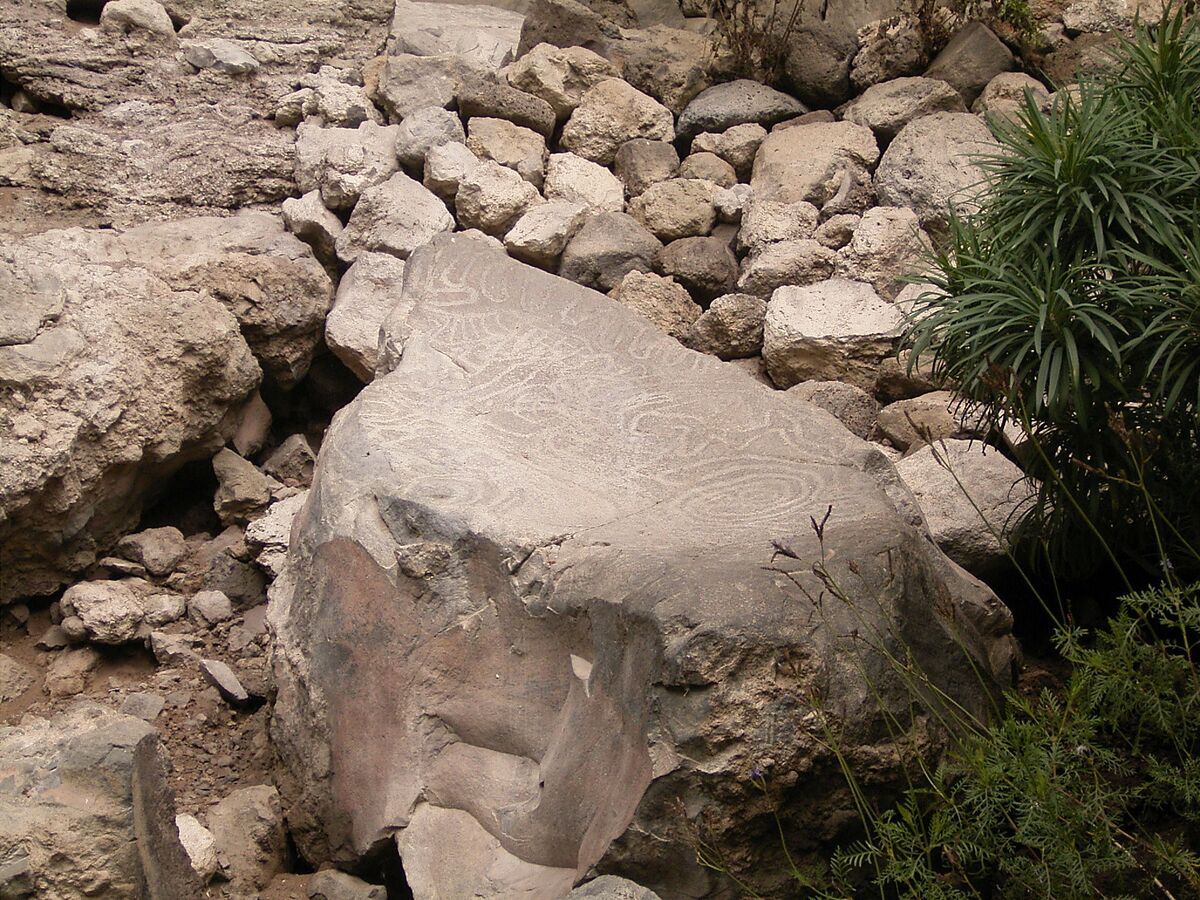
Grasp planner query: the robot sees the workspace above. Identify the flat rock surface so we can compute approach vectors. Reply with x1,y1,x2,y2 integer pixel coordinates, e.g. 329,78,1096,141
270,235,1016,895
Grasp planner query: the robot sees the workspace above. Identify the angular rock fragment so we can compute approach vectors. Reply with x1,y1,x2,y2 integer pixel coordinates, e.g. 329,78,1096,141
336,173,456,262
561,79,674,165
326,253,408,382
676,78,805,139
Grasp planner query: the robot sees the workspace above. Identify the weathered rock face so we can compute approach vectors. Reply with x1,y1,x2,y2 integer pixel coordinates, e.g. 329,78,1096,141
0,220,291,602
0,705,180,898
270,235,1016,897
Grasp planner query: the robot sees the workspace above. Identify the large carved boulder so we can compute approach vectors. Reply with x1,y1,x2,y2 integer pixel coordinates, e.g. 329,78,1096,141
269,235,1016,897
0,214,329,602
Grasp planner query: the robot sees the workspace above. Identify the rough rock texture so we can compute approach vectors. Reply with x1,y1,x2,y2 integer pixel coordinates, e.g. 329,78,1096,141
397,107,467,169
336,173,456,262
468,117,549,187
675,79,805,139
613,139,680,196
682,293,767,359
455,159,544,237
423,141,481,199
877,391,985,452
0,224,273,601
296,120,401,212
679,152,737,187
839,205,932,299
613,25,712,116
544,152,626,212
561,78,675,165
271,234,1016,896
788,380,881,440
609,271,702,338
874,112,996,233
629,178,717,241
505,201,590,267
376,53,485,119
208,784,289,892
896,439,1034,573
507,42,620,121
388,0,523,69
309,869,388,900
737,239,839,297
569,875,663,899
751,121,879,211
327,253,408,382
851,16,927,90
738,199,820,254
657,236,739,301
842,77,967,142
692,122,767,179
763,278,903,390
923,21,1015,106
0,705,161,897
559,212,663,290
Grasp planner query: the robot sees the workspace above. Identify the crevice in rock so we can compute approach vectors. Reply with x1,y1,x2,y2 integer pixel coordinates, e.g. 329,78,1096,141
0,70,72,119
355,835,413,899
165,10,189,32
65,0,108,25
137,458,221,537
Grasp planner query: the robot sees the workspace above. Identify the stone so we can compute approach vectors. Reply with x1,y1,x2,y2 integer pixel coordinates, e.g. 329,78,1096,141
609,271,702,338
375,53,485,120
787,380,880,440
193,527,267,608
559,211,662,290
282,191,343,267
877,391,986,452
507,43,620,121
99,0,176,39
142,591,186,627
874,112,996,233
505,200,590,267
1042,32,1121,87
309,869,388,900
613,25,712,115
843,76,967,142
851,16,928,91
656,235,739,301
691,122,766,179
516,0,625,59
924,21,1015,106
213,448,272,526
276,67,382,129
45,647,100,698
468,117,548,187
116,526,188,577
763,278,903,390
208,785,288,892
676,79,805,139
682,293,766,359
396,106,466,169
613,138,679,197
181,39,260,75
568,875,663,899
783,26,856,108
423,141,480,199
678,152,737,187
264,435,317,489
838,206,932,299
60,580,145,644
458,79,557,138
815,213,860,249
121,691,167,721
0,218,327,600
714,183,751,224
326,253,407,382
630,178,717,241
972,72,1052,121
201,658,251,704
455,159,544,237
388,0,524,69
60,616,88,643
336,173,456,263
176,814,220,881
543,151,623,212
35,625,70,650
750,121,879,212
190,589,234,626
269,233,1016,893
737,199,820,254
150,631,200,667
0,653,34,703
0,706,159,897
246,492,310,579
896,439,1035,573
561,79,674,165
295,120,401,213
736,239,838,297
1062,0,1165,36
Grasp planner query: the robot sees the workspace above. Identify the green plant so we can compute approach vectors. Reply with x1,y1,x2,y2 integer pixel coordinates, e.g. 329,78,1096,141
901,8,1200,577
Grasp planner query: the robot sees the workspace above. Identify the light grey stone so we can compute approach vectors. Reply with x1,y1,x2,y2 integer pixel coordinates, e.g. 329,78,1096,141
201,658,250,704
396,106,466,169
788,380,880,440
763,278,903,390
326,253,407,382
737,199,820,254
336,173,455,263
468,117,548,187
295,120,401,212
99,0,176,38
609,271,702,338
750,121,879,212
561,78,674,165
282,191,343,267
212,448,271,526
504,200,589,267
559,211,662,290
923,21,1015,105
0,653,35,703
115,527,187,577
388,0,524,69
682,293,766,359
507,42,619,121
181,39,259,75
176,813,219,881
736,238,838,297
837,206,932,299
544,152,624,212
189,589,234,626
454,159,544,237
422,141,480,199
676,79,805,139
843,76,967,142
629,178,717,241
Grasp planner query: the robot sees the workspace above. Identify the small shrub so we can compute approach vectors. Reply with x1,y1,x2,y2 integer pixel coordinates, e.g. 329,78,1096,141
901,8,1200,577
